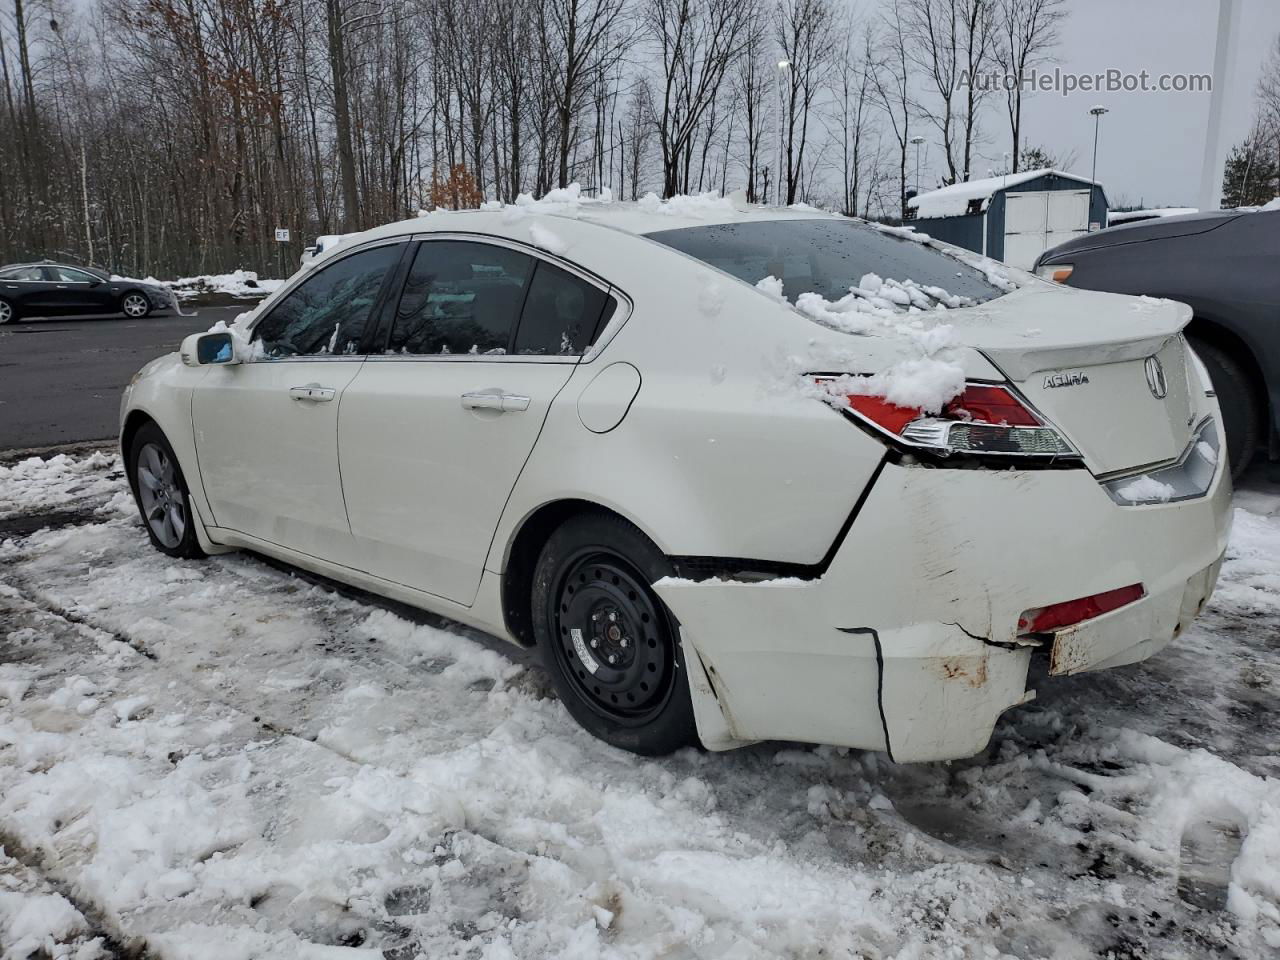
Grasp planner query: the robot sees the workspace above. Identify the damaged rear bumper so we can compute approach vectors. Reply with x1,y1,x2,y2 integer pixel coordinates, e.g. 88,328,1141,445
655,452,1232,763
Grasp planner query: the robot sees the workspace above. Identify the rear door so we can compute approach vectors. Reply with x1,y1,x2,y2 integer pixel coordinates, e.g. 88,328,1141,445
0,266,55,314
339,237,615,605
191,240,405,563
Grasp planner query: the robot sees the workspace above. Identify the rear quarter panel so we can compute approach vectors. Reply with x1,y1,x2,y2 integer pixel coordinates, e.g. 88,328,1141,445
488,222,891,568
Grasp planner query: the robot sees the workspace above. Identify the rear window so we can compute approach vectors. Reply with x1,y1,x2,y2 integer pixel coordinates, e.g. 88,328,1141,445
646,219,1004,306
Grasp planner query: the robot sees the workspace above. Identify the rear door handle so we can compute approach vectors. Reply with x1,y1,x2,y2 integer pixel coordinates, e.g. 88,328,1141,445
289,384,336,402
461,391,530,412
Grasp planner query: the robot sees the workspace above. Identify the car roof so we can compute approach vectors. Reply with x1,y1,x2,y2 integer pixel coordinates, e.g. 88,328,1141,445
1,260,110,276
337,197,841,252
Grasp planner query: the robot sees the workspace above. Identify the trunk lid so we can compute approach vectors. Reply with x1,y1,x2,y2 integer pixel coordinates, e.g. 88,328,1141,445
946,285,1195,475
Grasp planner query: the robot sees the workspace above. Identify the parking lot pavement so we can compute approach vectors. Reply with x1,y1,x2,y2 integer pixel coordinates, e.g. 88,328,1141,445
0,306,245,451
1,452,1278,957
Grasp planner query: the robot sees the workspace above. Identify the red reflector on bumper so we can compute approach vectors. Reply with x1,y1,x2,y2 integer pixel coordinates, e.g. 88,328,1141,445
1018,583,1145,634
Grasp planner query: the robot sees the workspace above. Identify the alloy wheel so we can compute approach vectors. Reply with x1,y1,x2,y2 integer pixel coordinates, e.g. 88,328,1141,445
135,442,186,548
123,293,149,317
0,300,11,324
551,550,677,724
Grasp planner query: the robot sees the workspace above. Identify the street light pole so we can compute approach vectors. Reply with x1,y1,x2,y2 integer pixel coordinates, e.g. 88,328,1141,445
910,135,925,195
1090,105,1109,186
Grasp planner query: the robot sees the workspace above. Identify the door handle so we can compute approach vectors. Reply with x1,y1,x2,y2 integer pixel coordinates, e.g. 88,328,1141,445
460,391,530,412
289,384,336,402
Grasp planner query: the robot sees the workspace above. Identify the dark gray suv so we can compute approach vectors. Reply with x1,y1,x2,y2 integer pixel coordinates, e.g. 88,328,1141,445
1036,209,1279,477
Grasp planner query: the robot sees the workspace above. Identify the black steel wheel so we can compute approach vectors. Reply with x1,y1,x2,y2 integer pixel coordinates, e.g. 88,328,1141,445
532,511,697,755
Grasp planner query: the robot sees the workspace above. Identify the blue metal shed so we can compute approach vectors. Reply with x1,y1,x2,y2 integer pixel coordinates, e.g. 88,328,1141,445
905,168,1109,270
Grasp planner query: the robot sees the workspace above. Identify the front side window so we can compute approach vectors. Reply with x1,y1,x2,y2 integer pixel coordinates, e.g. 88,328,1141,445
387,241,533,355
253,244,401,358
51,266,96,282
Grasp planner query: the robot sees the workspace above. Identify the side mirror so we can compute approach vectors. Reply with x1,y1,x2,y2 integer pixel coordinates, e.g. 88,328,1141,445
180,331,238,367
88,277,102,287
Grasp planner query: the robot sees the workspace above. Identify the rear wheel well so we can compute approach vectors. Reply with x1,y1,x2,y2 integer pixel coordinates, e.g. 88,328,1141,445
1184,318,1271,442
501,500,635,648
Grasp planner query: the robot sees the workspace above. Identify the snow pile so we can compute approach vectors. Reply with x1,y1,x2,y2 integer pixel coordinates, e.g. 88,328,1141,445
528,221,569,255
637,190,736,218
1117,474,1178,503
489,182,611,223
165,271,285,300
0,884,93,958
0,452,121,521
816,357,967,414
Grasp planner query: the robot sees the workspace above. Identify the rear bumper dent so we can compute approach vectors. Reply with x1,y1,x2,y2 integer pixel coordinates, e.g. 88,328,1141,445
656,453,1232,763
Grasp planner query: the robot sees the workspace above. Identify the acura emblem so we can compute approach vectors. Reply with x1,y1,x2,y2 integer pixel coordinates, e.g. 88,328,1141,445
1144,356,1168,399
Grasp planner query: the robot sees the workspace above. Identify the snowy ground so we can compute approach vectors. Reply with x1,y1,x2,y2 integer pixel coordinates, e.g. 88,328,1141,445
1,454,1278,959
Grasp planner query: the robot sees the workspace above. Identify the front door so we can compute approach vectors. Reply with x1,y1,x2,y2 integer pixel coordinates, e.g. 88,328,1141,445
44,266,114,314
339,238,615,605
191,241,405,563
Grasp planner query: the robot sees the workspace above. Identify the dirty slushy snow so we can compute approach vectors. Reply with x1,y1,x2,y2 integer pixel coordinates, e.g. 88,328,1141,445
1,453,1279,957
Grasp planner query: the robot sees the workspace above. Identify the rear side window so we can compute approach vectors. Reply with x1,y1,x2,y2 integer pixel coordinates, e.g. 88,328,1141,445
1,266,43,280
387,241,533,355
253,244,400,357
647,219,1004,305
514,262,612,355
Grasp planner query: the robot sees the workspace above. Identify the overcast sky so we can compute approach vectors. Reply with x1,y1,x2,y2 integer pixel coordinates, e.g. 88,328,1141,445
900,0,1280,209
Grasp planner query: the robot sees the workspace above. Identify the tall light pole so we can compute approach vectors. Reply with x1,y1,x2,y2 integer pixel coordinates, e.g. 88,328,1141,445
775,60,791,205
910,135,925,195
1090,105,1109,186
1199,0,1239,211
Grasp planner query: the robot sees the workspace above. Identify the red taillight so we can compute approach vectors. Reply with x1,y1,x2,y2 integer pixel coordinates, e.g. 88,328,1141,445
824,379,1077,458
1018,583,1145,634
844,395,922,433
942,385,1040,427
837,384,1042,432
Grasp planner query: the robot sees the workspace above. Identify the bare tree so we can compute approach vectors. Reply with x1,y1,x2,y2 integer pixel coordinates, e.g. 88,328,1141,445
650,0,753,197
906,0,995,184
997,0,1066,173
871,0,913,219
775,0,837,204
542,0,631,188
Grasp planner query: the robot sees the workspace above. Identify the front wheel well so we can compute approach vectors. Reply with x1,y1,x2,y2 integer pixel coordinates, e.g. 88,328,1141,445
500,499,638,648
120,410,157,462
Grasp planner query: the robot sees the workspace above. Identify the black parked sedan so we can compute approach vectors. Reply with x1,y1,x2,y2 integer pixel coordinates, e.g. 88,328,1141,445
1035,209,1280,478
0,262,174,325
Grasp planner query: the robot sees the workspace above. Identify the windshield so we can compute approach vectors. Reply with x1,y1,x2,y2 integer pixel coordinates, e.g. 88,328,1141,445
646,218,1005,306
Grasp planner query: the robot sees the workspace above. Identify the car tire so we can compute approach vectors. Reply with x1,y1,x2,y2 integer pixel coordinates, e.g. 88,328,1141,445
127,422,205,560
0,297,15,325
121,291,151,319
531,510,698,756
1187,335,1261,480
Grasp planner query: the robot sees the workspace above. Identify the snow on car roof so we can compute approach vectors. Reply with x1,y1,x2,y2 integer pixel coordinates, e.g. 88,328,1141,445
907,168,1099,220
337,187,837,256
1106,207,1198,224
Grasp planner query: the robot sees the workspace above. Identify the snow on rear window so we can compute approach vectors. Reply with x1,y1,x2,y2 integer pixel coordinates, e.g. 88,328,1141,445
646,219,1006,311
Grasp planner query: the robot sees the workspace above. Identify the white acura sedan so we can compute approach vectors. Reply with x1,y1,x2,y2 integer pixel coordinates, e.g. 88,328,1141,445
121,195,1231,762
